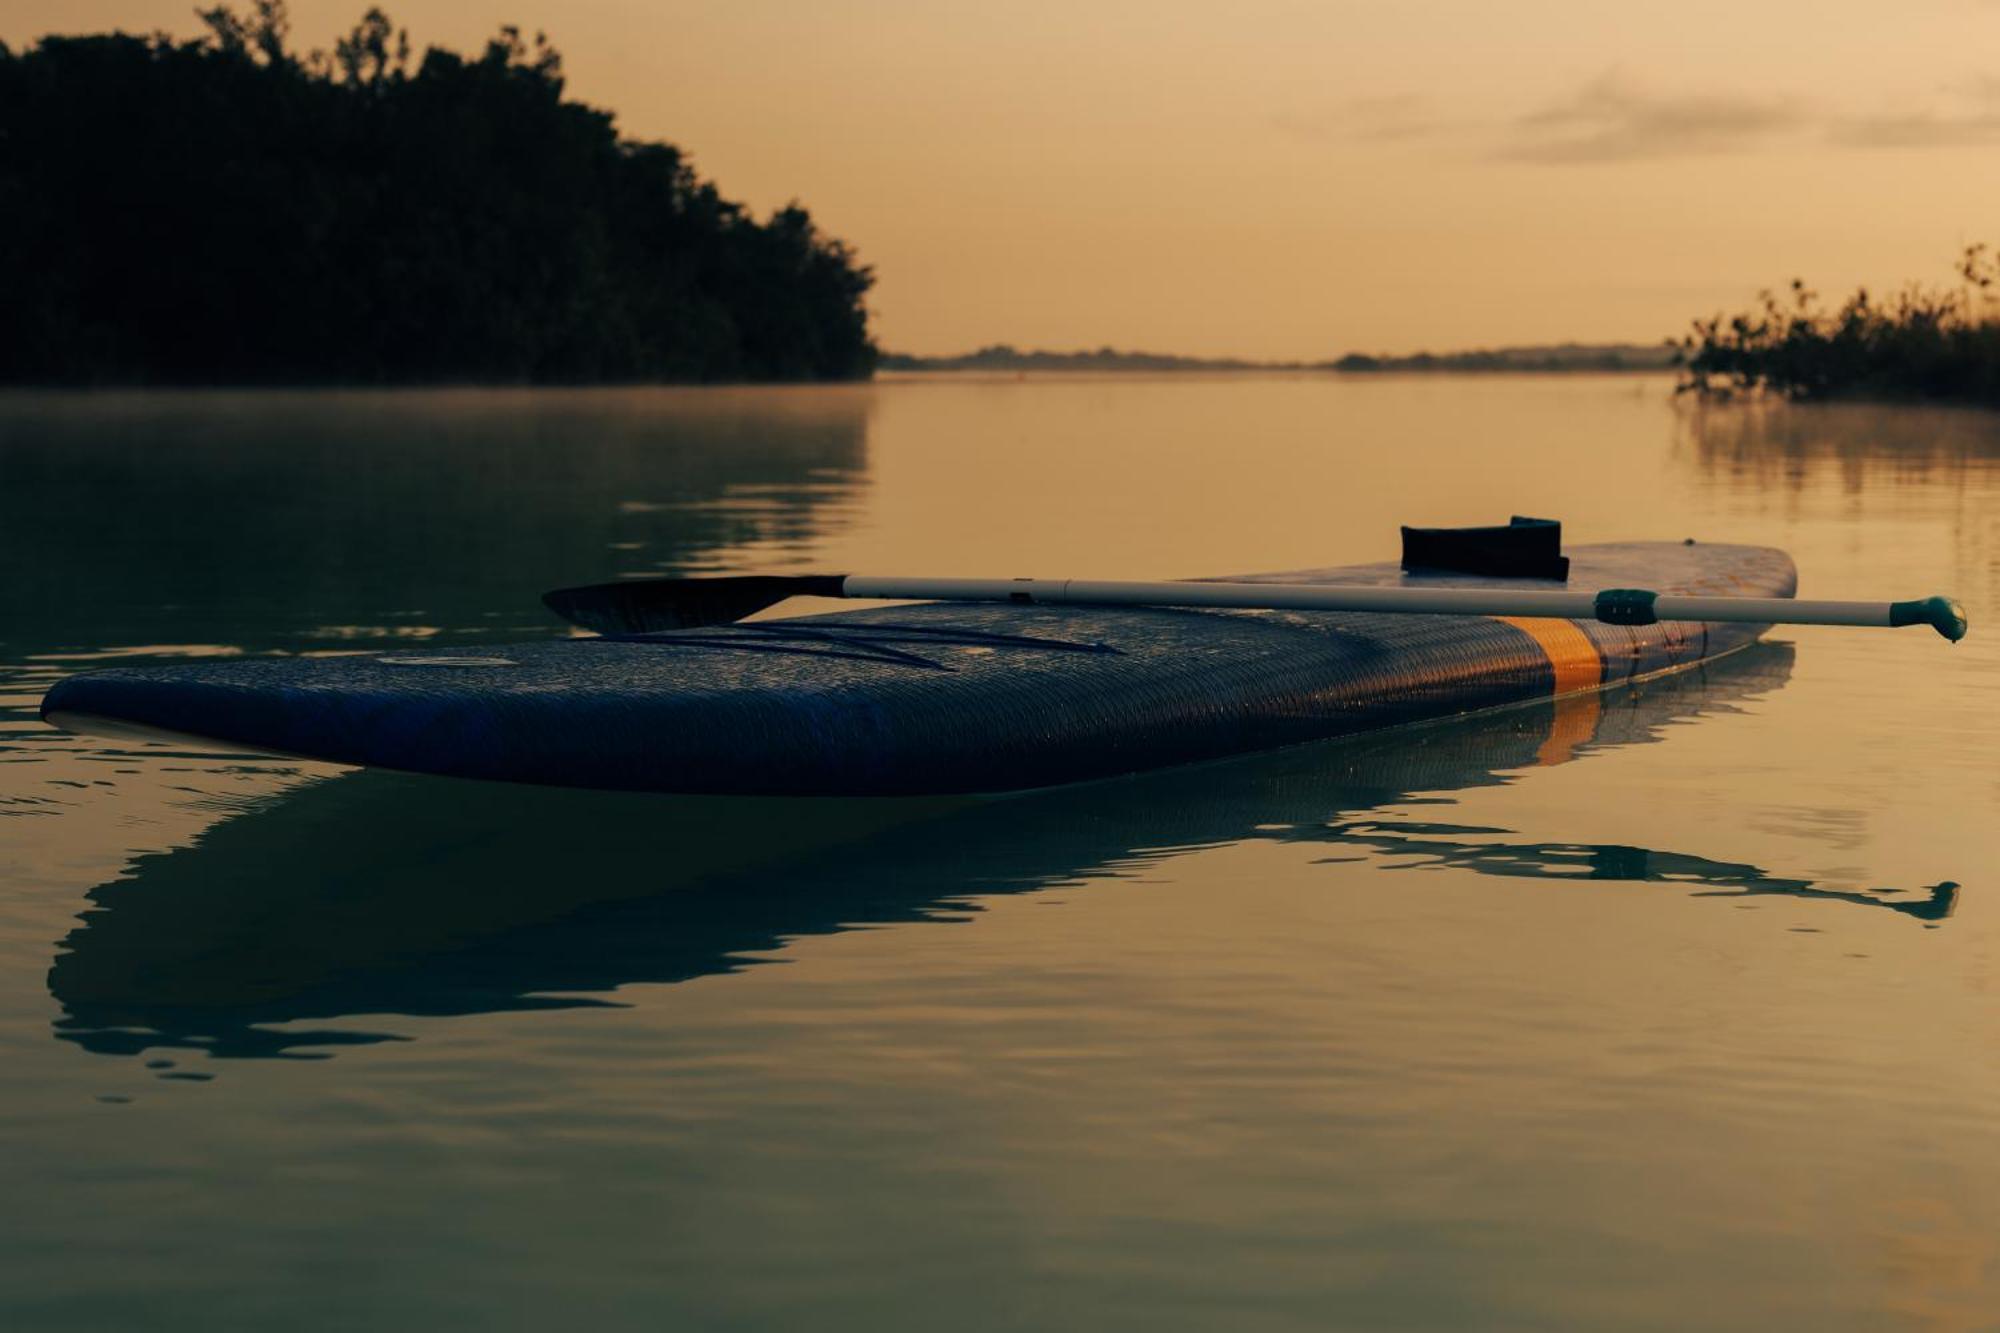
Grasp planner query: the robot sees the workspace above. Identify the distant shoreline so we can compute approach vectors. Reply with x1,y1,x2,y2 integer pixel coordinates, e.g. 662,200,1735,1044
879,343,1678,375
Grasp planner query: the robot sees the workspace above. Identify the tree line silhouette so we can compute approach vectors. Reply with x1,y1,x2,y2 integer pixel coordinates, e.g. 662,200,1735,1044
1679,248,2000,406
880,342,1675,374
0,3,876,384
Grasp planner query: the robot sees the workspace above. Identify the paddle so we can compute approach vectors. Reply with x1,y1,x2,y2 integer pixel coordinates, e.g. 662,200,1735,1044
544,574,1968,641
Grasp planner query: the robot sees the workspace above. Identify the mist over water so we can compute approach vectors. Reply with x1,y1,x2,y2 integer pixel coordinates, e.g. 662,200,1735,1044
2,375,1996,1331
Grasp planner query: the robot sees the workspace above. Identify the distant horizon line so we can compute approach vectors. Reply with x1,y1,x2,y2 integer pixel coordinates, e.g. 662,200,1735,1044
879,341,1681,374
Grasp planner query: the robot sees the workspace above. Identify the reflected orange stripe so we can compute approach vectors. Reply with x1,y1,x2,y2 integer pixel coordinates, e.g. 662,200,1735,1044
1496,616,1606,766
1536,690,1602,766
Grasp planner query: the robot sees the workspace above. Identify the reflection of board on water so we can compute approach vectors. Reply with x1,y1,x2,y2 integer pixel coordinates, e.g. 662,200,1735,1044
50,641,1955,1062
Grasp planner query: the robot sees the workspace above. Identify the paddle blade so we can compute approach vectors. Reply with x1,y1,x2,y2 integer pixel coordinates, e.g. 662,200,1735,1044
543,575,848,634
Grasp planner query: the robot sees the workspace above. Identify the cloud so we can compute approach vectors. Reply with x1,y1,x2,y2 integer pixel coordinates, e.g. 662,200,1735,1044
1830,75,2000,146
1831,112,2000,146
1505,73,1805,162
1271,94,1447,145
1275,69,2000,163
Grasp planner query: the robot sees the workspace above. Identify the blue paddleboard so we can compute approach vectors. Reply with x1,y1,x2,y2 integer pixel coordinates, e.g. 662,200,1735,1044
40,541,1795,794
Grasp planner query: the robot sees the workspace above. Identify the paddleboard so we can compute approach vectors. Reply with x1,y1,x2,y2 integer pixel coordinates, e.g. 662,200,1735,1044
40,540,1796,794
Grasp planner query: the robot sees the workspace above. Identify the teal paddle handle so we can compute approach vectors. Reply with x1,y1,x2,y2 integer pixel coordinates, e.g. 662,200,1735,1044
1890,596,1970,642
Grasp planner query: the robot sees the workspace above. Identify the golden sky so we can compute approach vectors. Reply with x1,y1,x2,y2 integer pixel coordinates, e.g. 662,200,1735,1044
12,1,2000,356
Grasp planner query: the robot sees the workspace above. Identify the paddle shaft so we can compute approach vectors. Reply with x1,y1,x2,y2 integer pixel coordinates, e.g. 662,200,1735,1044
540,571,1966,640
836,576,1945,633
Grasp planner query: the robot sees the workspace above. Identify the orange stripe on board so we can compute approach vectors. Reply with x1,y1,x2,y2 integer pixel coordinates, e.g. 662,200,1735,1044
1495,616,1607,766
1496,616,1604,697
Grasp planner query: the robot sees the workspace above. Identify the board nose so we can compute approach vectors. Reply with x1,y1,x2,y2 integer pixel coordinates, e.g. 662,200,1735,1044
39,672,284,757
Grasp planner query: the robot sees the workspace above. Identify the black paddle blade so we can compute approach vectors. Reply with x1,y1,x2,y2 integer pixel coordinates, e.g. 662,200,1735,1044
542,574,849,634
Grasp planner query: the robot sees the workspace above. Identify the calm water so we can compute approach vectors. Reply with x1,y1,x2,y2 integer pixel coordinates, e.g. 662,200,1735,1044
2,375,1996,1330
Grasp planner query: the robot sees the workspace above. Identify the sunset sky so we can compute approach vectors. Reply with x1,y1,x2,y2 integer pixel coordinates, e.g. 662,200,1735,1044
12,1,2000,357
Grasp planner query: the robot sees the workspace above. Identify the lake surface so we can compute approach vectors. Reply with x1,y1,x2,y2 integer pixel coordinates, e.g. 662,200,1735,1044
2,374,1996,1331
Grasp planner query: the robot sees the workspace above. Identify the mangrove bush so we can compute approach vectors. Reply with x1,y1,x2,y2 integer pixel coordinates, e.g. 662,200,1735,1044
1678,248,2000,406
0,3,876,384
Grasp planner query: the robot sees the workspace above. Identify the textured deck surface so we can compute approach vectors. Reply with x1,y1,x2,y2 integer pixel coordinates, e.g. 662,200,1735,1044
42,542,1796,794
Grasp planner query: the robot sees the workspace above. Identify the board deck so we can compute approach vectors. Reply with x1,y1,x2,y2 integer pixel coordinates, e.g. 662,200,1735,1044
41,541,1796,794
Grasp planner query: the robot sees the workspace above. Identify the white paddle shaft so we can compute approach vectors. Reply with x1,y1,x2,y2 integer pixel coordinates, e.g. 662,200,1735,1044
838,577,1892,630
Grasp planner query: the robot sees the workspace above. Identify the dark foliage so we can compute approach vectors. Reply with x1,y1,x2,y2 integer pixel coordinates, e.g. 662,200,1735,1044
0,4,876,384
1329,343,1677,373
878,344,1302,372
1678,250,2000,406
879,343,1674,374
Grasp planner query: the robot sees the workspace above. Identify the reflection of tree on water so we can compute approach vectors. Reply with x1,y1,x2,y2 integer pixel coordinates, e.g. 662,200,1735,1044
47,641,1958,1066
1674,397,2000,494
1670,398,2000,602
0,390,872,658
